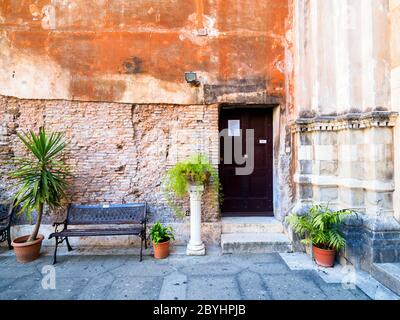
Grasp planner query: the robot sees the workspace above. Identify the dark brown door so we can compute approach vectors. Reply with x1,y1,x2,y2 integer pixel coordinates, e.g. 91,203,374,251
219,107,273,216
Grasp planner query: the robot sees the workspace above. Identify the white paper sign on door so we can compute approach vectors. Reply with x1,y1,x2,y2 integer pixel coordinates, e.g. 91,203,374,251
228,120,241,137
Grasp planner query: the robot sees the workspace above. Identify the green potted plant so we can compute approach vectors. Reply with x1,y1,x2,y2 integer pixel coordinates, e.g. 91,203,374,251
150,221,175,259
8,127,70,263
163,153,220,218
286,204,354,267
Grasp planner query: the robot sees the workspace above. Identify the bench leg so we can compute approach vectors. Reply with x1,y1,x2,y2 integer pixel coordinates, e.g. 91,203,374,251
65,237,73,252
7,228,12,250
140,235,143,262
53,237,58,265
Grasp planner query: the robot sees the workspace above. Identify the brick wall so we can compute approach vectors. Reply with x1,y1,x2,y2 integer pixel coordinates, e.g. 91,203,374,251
0,95,220,224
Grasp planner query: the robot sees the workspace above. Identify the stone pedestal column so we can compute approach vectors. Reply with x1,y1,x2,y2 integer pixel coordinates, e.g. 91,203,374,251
186,185,206,256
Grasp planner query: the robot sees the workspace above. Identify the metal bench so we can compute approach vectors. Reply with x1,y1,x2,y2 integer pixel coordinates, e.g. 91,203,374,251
0,201,13,250
49,203,147,264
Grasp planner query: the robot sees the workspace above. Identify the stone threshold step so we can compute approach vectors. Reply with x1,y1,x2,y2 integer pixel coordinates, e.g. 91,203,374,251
221,232,292,254
221,217,284,234
370,262,400,296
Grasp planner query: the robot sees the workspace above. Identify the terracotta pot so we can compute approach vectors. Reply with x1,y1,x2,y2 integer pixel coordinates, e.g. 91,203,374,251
313,245,336,268
12,234,44,263
153,240,170,259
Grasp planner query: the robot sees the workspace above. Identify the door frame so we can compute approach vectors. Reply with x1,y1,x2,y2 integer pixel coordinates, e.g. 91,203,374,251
218,104,279,218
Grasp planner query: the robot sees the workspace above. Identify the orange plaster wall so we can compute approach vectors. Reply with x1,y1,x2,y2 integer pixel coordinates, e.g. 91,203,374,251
0,0,289,104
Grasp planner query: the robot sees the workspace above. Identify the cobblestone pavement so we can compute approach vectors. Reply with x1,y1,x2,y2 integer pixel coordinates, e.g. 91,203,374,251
0,249,398,300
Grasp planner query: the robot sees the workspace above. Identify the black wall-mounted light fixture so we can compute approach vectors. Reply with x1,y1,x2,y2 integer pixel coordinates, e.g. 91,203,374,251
185,72,201,86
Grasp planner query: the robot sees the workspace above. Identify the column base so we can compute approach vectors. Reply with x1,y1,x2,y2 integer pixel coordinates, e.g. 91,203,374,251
186,242,206,256
341,215,400,268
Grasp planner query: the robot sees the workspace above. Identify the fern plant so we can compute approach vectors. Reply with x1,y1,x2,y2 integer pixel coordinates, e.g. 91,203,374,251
286,204,354,251
163,154,220,218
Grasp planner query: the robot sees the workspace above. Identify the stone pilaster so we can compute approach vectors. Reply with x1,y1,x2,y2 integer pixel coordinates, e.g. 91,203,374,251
292,112,400,266
292,0,400,269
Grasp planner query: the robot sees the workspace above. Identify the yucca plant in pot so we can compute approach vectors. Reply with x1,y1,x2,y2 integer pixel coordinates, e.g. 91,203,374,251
7,127,70,263
286,204,354,267
150,221,175,259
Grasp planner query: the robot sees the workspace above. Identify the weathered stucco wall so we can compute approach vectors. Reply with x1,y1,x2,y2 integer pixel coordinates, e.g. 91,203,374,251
0,0,289,104
0,95,220,224
391,0,400,222
293,0,392,117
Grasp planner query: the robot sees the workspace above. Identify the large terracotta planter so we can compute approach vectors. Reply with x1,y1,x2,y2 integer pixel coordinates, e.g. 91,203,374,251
12,234,44,263
313,245,336,268
153,240,170,259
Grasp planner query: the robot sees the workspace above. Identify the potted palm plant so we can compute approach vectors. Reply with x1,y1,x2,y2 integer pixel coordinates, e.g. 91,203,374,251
150,221,175,259
286,204,354,267
8,127,70,263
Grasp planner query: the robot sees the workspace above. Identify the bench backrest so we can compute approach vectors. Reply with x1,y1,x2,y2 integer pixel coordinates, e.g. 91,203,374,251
66,203,147,225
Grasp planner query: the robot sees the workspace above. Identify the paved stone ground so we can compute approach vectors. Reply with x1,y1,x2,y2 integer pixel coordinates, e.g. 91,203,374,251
0,248,398,300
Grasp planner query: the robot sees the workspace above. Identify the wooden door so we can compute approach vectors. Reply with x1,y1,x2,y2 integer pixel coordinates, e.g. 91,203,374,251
219,107,274,216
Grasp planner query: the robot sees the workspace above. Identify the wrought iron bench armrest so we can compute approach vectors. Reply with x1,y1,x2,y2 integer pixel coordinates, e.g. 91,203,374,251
53,219,67,233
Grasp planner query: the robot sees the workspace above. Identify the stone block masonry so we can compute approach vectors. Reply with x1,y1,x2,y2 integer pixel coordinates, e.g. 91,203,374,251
0,95,220,227
292,112,398,217
291,111,400,268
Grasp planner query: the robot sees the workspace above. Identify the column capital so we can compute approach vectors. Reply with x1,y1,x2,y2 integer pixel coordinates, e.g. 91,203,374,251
189,185,205,195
